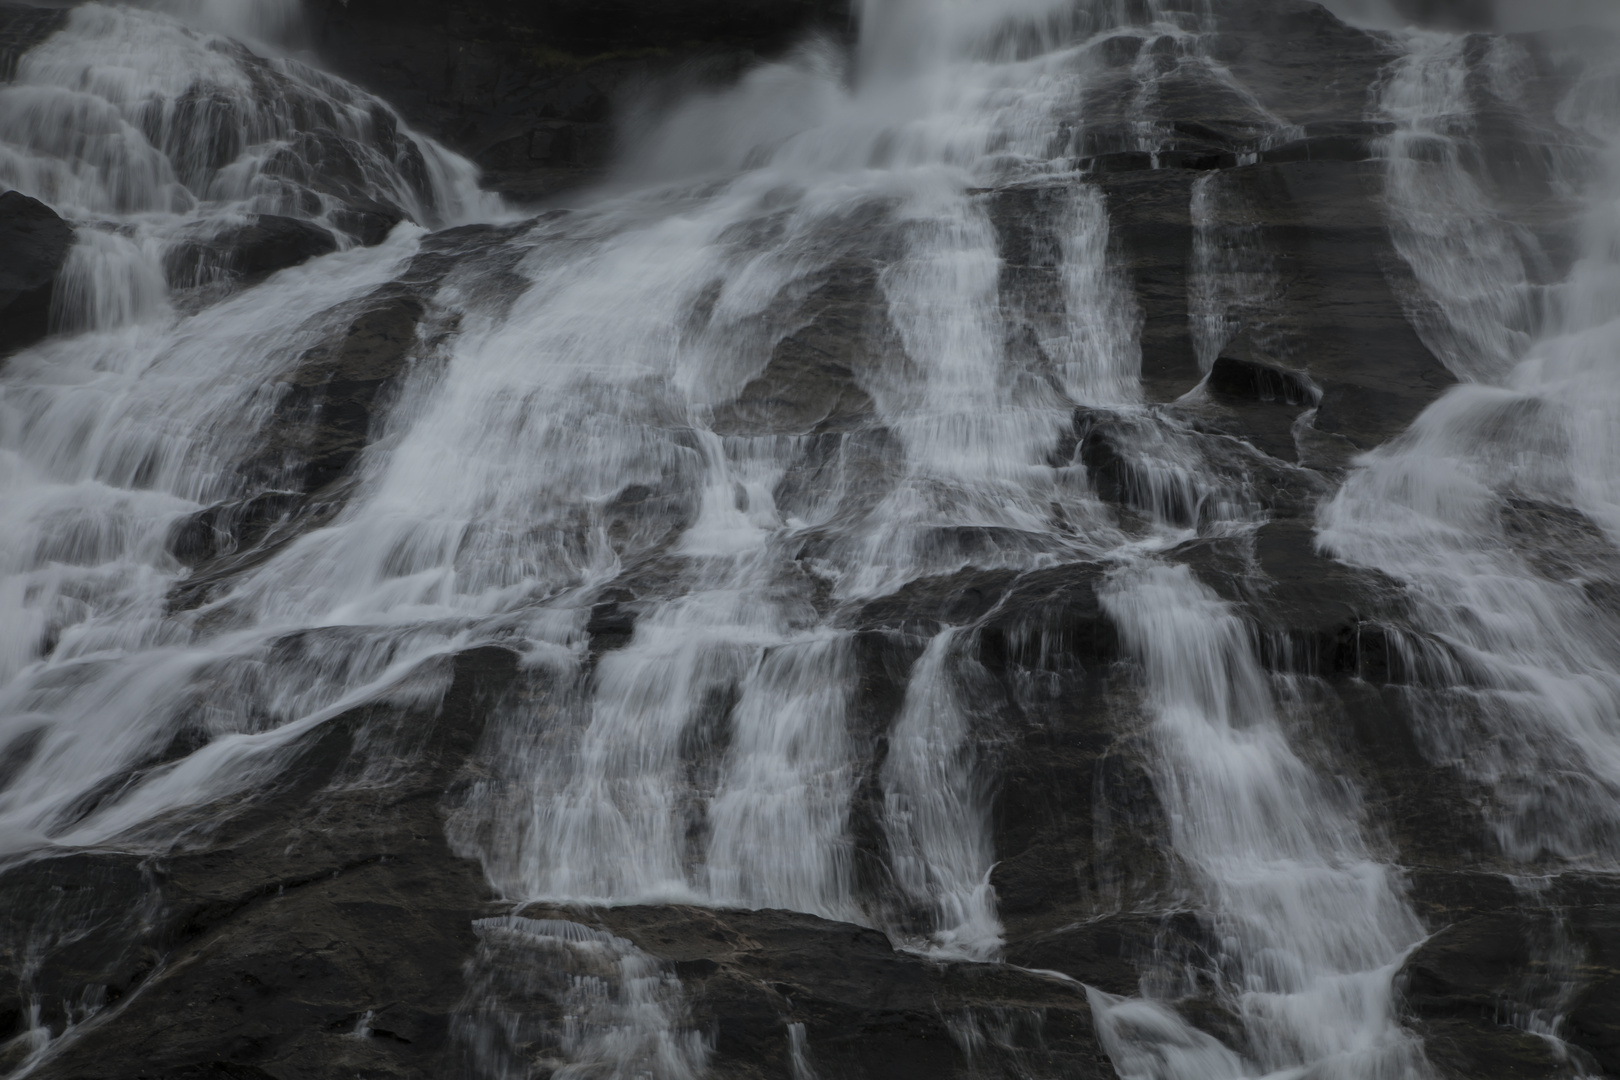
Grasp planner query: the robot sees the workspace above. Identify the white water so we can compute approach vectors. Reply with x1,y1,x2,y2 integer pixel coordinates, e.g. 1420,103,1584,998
880,629,1000,958
1314,19,1620,1063
1092,565,1428,1080
0,2,492,332
1373,30,1552,381
455,916,711,1080
1322,24,1620,868
4,0,1619,1078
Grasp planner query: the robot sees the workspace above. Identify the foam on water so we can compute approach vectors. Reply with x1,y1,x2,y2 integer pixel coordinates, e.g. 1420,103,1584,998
1322,26,1620,868
1093,564,1428,1080
0,2,493,331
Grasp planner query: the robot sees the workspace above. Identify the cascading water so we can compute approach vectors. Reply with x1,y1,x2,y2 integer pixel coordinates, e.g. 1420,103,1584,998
4,0,1620,1077
1314,14,1620,1067
1322,20,1620,868
1090,564,1428,1080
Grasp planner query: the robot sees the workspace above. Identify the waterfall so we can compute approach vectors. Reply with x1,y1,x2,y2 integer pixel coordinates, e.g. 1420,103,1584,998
3,0,1620,1077
1092,564,1428,1079
1321,23,1620,869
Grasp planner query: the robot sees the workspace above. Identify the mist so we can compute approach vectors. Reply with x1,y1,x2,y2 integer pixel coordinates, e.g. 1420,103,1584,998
1320,0,1620,31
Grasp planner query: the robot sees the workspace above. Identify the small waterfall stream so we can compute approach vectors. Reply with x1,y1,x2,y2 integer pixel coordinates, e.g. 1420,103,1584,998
2,0,1620,1077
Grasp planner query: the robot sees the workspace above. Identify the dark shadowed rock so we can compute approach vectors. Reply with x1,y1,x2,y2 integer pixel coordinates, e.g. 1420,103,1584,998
304,0,854,199
1395,886,1620,1080
274,285,427,492
222,215,339,278
19,646,519,1080
1094,169,1204,402
0,3,66,82
1207,335,1320,406
328,195,407,247
0,189,74,357
165,215,339,290
515,903,1115,1080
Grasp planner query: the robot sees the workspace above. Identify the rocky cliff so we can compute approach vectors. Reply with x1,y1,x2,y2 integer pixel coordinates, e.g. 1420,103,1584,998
2,2,1619,1080
304,0,854,200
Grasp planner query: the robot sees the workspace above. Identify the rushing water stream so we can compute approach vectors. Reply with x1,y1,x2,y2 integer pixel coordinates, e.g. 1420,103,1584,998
2,0,1620,1077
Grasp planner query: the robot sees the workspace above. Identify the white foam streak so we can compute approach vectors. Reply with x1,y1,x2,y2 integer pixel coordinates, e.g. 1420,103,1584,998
1095,564,1427,1079
1322,33,1620,867
881,629,1001,960
1375,31,1546,381
457,916,711,1080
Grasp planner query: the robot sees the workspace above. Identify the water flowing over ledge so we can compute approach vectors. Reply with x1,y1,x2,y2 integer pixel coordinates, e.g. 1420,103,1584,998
1,0,1620,1078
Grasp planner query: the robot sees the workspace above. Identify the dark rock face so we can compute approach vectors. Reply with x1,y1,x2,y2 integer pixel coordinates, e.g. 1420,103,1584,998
1206,337,1319,407
302,0,852,200
0,190,74,357
165,215,341,291
1397,874,1620,1079
4,646,517,1080
510,904,1114,1080
0,3,65,82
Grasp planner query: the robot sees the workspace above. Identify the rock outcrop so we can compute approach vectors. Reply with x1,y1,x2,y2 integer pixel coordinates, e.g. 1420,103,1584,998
303,0,852,200
0,190,73,357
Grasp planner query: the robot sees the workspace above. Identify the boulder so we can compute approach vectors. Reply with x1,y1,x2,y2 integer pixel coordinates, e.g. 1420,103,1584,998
0,189,74,357
165,215,340,290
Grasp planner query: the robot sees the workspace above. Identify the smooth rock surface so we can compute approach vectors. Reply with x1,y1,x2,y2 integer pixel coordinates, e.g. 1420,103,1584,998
0,189,73,357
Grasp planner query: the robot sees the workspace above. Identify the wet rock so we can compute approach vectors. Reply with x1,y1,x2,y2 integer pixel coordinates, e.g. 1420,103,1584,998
1246,518,1403,677
1094,169,1204,402
166,491,304,568
855,566,1020,635
1189,337,1323,463
222,215,339,278
0,3,66,82
516,903,1115,1080
1398,910,1587,1079
585,595,639,654
1561,905,1620,1076
22,646,519,1080
328,195,406,247
165,215,339,289
971,569,1173,934
167,270,452,610
1389,873,1620,1077
1004,912,1215,998
1499,497,1620,590
306,0,853,198
0,852,160,1073
1204,161,1457,449
274,285,426,493
0,190,74,357
1201,1,1394,128
1207,337,1319,406
710,260,881,437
